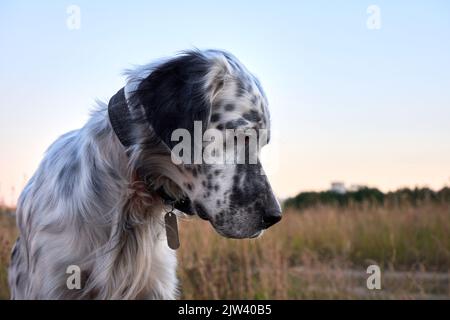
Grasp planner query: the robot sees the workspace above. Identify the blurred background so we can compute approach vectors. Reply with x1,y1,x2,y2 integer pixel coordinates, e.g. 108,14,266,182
1,0,449,299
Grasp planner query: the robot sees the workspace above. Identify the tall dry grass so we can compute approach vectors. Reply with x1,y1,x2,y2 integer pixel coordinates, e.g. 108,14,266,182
0,209,17,300
0,203,449,299
177,203,450,299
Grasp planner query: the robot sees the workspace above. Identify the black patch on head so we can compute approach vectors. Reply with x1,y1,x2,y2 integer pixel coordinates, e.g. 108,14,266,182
236,79,247,97
225,119,248,129
224,103,235,111
216,199,221,206
214,185,220,192
184,182,193,191
243,110,261,122
210,113,221,122
214,169,221,176
217,124,224,130
131,51,212,150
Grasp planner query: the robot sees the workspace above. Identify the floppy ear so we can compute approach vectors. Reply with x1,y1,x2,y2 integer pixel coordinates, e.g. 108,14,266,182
132,52,214,149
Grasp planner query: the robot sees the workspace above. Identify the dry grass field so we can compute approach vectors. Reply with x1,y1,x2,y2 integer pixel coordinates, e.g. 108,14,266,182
178,203,450,299
1,203,449,299
0,208,18,300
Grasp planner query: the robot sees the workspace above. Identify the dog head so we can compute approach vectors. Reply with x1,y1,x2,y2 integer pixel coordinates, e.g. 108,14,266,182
126,49,281,239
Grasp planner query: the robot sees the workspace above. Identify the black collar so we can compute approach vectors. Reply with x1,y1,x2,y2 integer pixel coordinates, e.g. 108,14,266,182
108,88,193,215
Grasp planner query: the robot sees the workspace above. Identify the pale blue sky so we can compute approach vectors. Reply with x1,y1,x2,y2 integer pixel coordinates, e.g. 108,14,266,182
1,1,450,204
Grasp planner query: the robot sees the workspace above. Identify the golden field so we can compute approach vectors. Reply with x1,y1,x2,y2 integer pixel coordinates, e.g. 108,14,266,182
1,203,449,299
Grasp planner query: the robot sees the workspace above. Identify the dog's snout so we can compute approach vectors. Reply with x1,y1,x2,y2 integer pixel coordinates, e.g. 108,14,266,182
262,210,282,228
260,190,282,229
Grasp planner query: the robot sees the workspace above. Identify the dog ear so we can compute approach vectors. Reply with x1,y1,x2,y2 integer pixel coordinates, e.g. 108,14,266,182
132,52,215,150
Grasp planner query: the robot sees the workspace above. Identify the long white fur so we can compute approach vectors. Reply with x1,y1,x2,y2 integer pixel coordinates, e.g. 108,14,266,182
8,103,179,299
8,49,276,299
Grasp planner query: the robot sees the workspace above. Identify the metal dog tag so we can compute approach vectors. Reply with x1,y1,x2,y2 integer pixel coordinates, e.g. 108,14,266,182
164,212,180,250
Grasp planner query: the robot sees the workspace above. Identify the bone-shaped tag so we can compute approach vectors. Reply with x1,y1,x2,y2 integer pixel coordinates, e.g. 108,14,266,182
165,212,180,250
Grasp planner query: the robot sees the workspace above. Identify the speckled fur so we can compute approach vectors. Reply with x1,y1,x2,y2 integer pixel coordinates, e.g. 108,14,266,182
8,49,280,300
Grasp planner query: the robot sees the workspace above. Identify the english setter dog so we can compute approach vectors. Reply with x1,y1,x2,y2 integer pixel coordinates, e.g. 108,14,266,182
8,49,281,299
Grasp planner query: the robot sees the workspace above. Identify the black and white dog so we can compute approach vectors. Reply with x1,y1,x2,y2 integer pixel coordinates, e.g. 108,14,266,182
8,49,281,299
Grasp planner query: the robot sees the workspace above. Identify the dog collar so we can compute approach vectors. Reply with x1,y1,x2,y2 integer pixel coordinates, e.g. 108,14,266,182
108,87,193,215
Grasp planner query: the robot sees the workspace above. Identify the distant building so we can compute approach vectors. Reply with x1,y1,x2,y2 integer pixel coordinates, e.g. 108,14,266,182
330,182,346,194
349,184,367,192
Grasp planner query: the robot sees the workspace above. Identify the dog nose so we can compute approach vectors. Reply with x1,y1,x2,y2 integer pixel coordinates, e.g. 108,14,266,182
262,210,282,228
